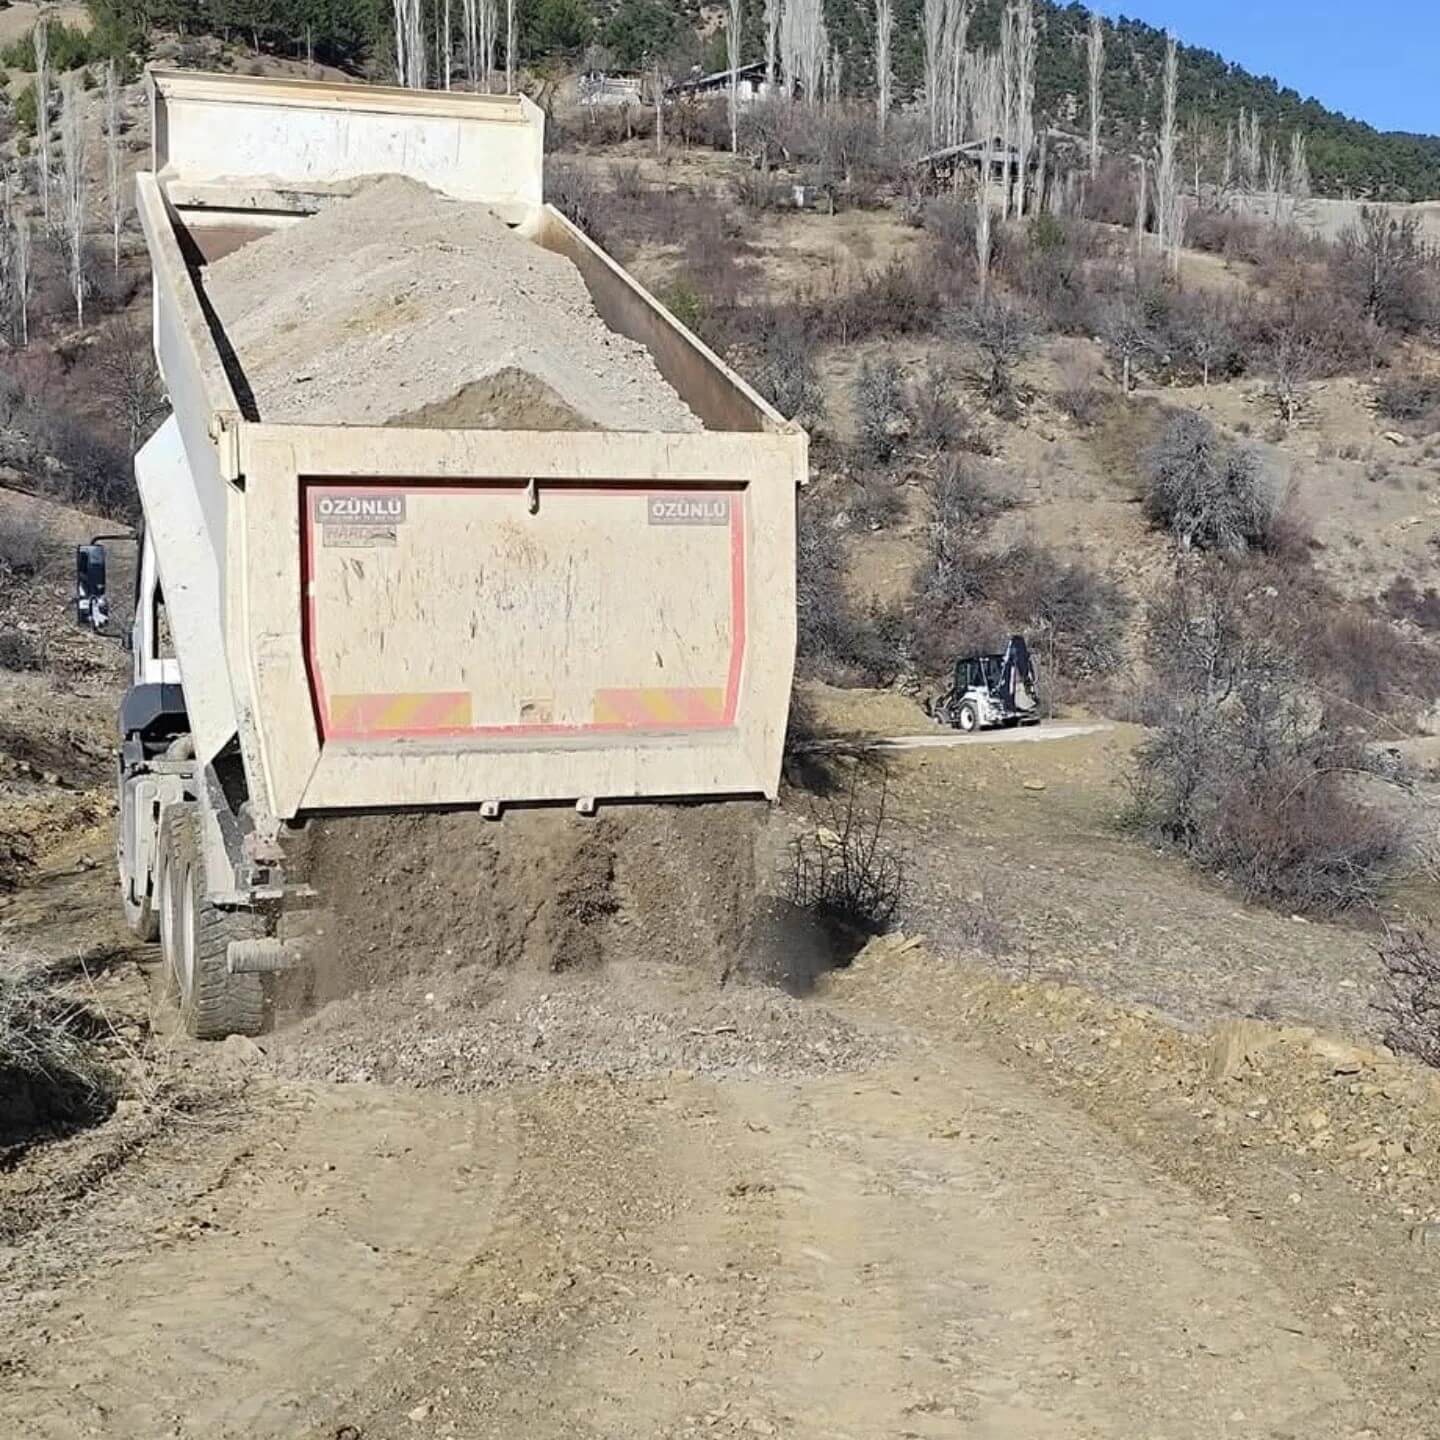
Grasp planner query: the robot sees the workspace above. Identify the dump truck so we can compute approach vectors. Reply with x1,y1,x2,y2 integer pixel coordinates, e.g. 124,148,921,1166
77,70,804,1039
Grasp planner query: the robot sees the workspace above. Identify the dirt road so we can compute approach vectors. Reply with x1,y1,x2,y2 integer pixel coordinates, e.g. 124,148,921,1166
3,994,1358,1438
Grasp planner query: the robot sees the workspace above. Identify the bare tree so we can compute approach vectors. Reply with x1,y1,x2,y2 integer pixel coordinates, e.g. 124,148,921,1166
1086,10,1104,178
1265,135,1282,219
874,0,892,136
394,0,426,87
13,210,30,347
482,0,496,90
1155,33,1179,270
1011,0,1036,218
999,3,1015,216
1222,119,1235,197
954,296,1035,411
1237,107,1262,193
969,49,1001,296
505,0,515,94
781,0,826,105
1183,295,1234,388
922,0,945,145
1288,129,1311,201
104,60,122,275
462,0,478,87
443,0,454,88
728,0,742,153
59,75,86,328
942,0,970,146
1133,153,1148,259
765,0,780,94
1265,327,1319,427
95,316,166,453
1102,299,1151,397
34,20,51,224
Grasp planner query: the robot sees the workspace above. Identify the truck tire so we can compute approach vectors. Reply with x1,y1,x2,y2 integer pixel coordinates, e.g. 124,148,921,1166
956,699,980,733
156,805,265,1040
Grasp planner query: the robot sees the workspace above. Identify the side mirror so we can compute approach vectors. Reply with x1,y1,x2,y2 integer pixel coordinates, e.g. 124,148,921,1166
75,543,109,632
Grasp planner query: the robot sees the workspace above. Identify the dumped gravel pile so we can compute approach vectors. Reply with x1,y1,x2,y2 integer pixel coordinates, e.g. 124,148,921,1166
268,961,890,1090
202,176,701,432
266,801,882,1087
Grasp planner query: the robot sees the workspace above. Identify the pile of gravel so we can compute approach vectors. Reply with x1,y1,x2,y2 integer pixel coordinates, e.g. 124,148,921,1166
201,176,700,433
267,962,891,1091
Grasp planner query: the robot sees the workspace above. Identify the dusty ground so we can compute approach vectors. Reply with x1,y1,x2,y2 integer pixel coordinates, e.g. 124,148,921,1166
4,815,1440,1438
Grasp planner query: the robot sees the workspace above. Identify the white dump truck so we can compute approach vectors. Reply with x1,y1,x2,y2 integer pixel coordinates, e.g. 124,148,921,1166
78,70,803,1038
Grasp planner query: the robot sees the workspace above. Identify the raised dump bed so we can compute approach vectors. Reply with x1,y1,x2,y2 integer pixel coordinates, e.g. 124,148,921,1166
91,70,804,1037
133,69,803,826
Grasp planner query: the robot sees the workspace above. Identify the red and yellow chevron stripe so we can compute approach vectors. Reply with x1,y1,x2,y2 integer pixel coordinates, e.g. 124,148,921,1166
592,687,727,727
329,691,473,736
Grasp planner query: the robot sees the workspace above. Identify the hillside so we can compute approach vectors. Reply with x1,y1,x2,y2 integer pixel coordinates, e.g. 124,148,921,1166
8,0,1436,199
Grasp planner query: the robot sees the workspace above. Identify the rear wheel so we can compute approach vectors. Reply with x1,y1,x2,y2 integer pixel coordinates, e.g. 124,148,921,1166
956,699,981,734
156,805,265,1040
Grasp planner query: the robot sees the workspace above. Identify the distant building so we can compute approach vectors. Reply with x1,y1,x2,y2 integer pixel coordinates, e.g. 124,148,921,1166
666,62,770,106
578,71,643,108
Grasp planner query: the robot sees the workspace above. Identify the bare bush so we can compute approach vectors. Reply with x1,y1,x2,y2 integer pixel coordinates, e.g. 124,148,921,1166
853,354,907,462
910,363,987,453
1332,208,1438,336
0,630,47,672
0,970,115,1142
1379,924,1440,1069
1128,561,1405,914
1144,410,1274,553
1383,575,1440,632
610,163,645,201
786,777,907,937
1006,556,1132,682
750,314,826,427
545,162,614,250
0,511,58,578
1376,374,1440,427
951,296,1035,413
795,498,903,684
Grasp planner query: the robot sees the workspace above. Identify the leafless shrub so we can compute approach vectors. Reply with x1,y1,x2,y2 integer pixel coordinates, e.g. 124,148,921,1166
1054,383,1105,427
1332,208,1439,336
1379,924,1440,1068
0,630,47,672
1144,410,1275,553
1383,575,1440,632
1376,375,1440,428
610,163,645,201
0,511,58,579
846,473,905,531
904,363,982,455
951,296,1036,413
795,497,903,684
854,354,907,462
750,313,827,427
0,970,116,1143
545,162,614,250
1007,557,1132,682
1099,298,1155,395
1128,561,1405,914
786,776,907,937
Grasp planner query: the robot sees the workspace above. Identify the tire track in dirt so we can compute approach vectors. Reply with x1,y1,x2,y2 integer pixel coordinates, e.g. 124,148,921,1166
0,1084,518,1438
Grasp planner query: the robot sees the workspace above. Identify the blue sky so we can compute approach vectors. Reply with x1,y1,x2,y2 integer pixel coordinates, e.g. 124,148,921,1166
1095,2,1439,136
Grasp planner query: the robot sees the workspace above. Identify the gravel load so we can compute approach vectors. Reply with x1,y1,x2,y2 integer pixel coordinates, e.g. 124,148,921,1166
201,176,701,432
